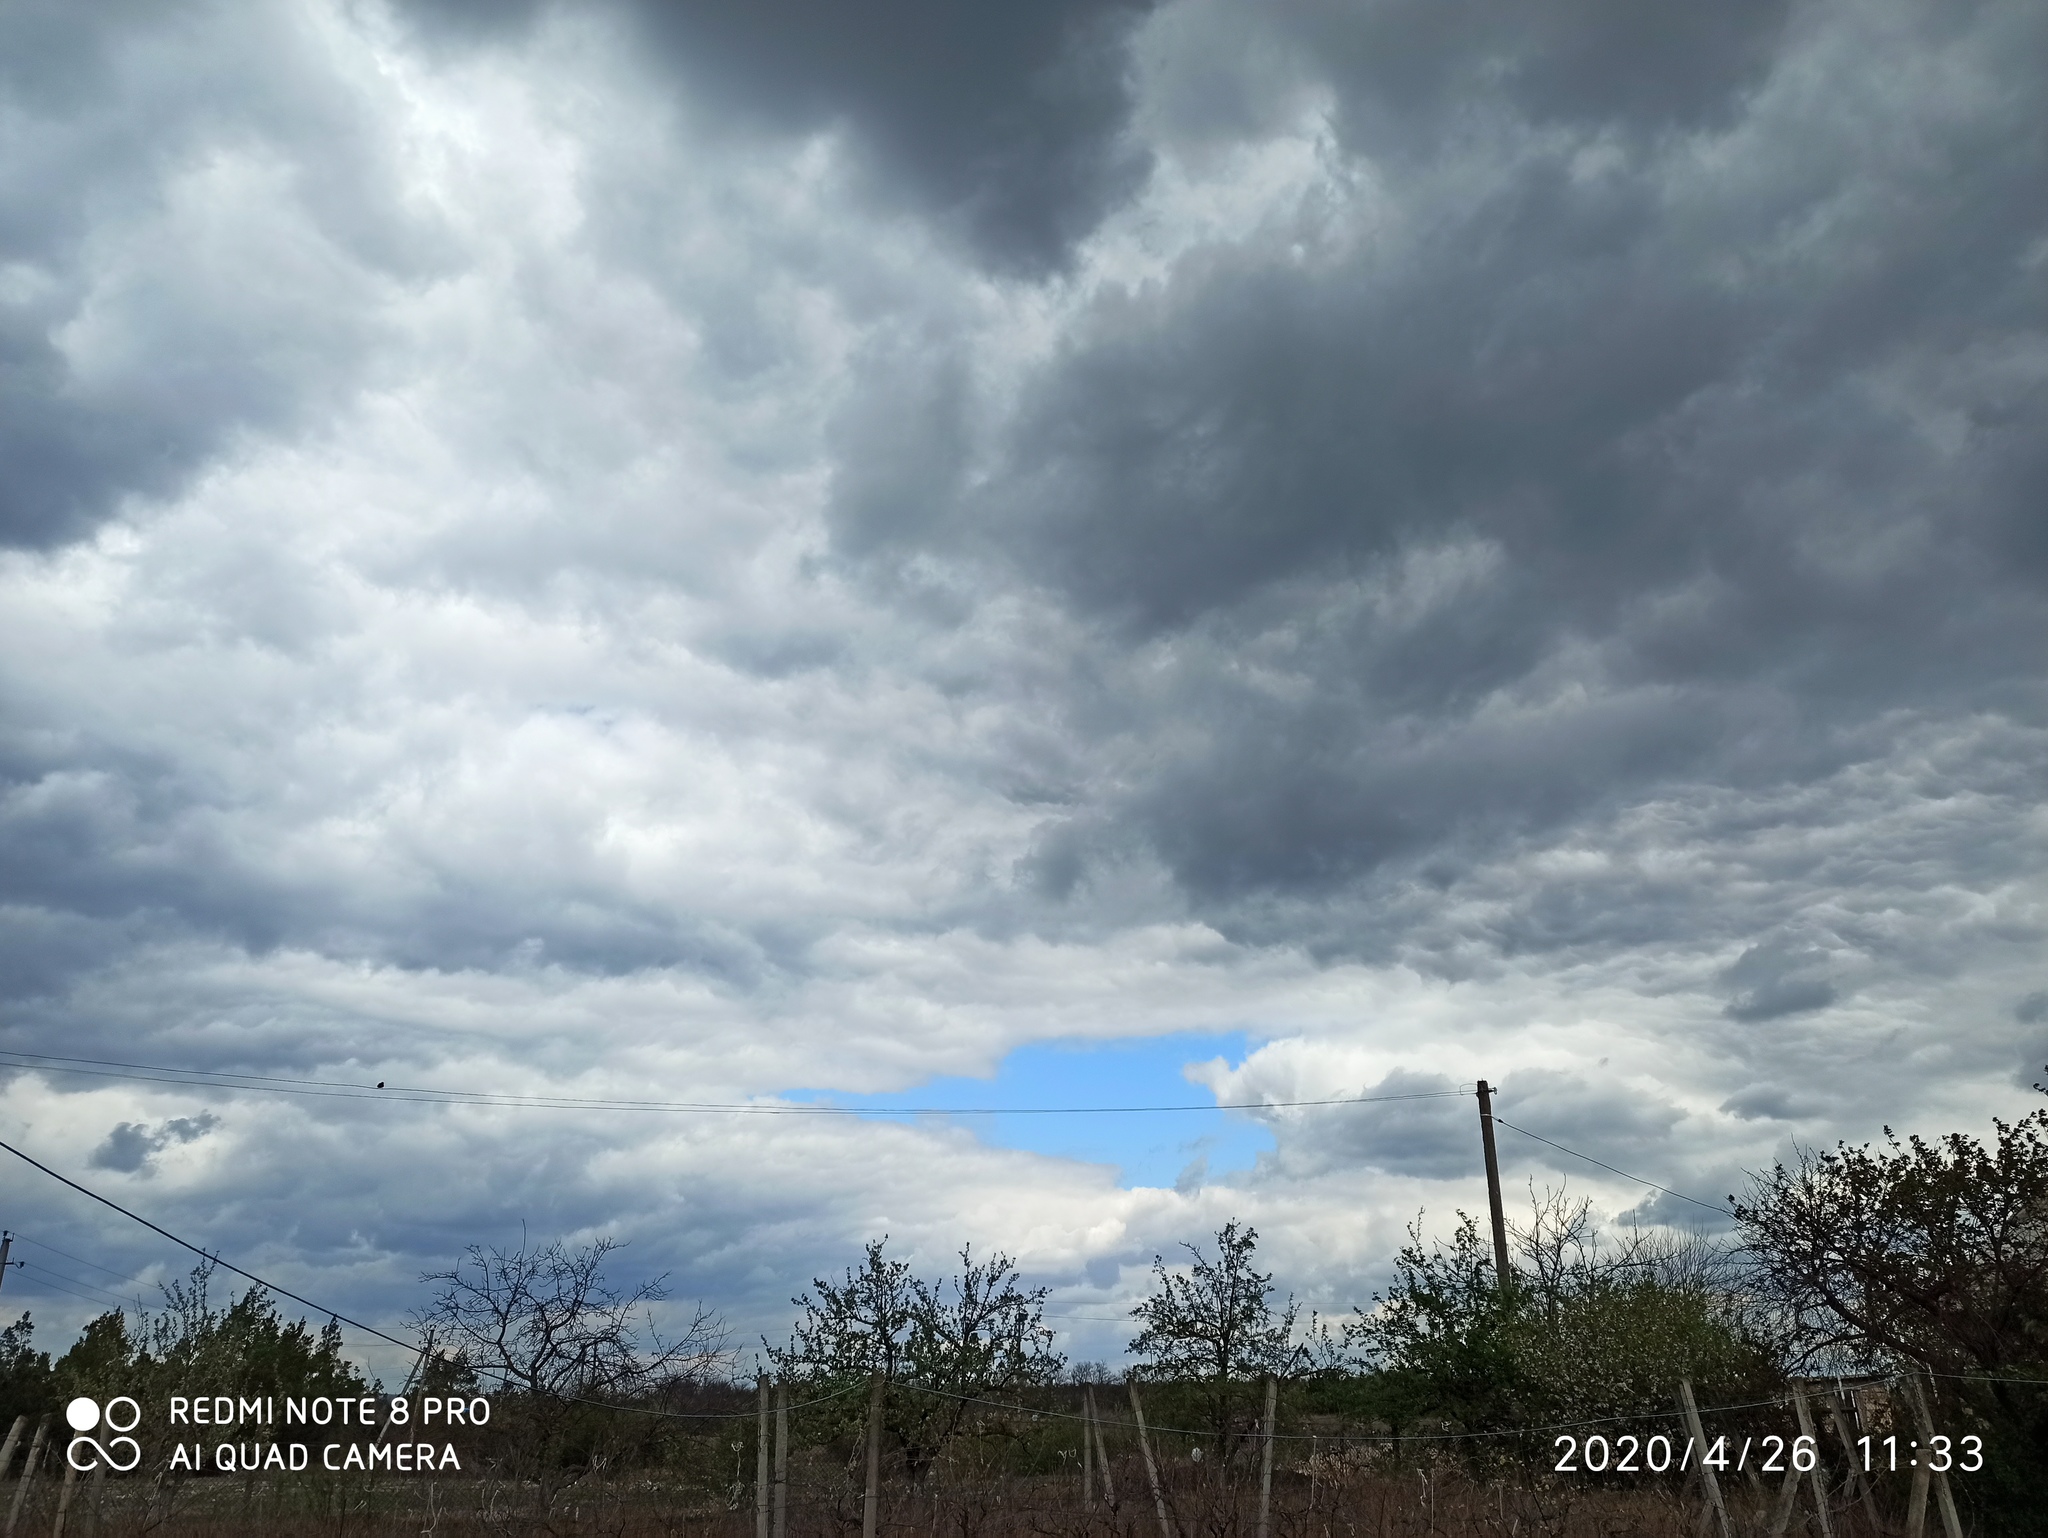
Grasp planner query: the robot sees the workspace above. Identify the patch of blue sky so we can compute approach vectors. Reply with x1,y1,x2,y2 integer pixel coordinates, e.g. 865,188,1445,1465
794,1031,1272,1190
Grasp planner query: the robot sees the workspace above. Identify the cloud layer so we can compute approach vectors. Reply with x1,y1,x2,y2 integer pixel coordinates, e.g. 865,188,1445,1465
1,0,2043,1364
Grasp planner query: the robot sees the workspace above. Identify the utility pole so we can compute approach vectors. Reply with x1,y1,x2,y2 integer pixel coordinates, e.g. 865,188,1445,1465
1474,1081,1511,1294
861,1372,883,1538
755,1377,769,1538
0,1231,12,1297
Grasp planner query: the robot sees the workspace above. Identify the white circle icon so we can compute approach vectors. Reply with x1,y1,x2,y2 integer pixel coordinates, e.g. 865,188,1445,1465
66,1397,100,1432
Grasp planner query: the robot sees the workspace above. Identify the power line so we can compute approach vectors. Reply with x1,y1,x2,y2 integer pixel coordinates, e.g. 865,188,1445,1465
14,1259,137,1311
0,1049,1468,1117
0,1132,421,1354
0,1140,899,1427
10,1231,143,1282
1489,1117,1728,1216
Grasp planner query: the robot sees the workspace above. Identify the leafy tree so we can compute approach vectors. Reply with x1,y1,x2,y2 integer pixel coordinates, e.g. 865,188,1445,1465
24,1261,374,1488
1733,1111,2048,1520
1346,1213,1521,1437
1500,1190,1776,1428
0,1312,54,1428
1348,1195,1778,1468
772,1239,1064,1482
1732,1112,2048,1374
1129,1220,1298,1467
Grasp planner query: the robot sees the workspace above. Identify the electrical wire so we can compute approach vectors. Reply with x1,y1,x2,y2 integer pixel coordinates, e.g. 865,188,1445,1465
0,1049,1468,1117
0,1144,884,1426
10,1231,144,1282
0,1133,420,1354
1488,1116,1729,1216
11,1260,135,1312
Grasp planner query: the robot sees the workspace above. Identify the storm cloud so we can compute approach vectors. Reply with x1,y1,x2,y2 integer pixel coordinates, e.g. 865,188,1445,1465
0,0,2043,1358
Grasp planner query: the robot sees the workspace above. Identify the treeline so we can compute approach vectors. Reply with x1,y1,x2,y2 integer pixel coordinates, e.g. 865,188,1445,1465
4,1106,2046,1533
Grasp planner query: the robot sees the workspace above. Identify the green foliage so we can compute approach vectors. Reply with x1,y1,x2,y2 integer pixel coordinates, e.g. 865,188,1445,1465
772,1238,1064,1481
1733,1111,2048,1374
1346,1213,1522,1437
0,1311,55,1426
74,1261,370,1406
1734,1111,2048,1527
1347,1193,1779,1467
1129,1220,1299,1468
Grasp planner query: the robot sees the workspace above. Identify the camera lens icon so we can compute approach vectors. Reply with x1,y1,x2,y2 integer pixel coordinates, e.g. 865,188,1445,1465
64,1395,142,1473
65,1396,139,1434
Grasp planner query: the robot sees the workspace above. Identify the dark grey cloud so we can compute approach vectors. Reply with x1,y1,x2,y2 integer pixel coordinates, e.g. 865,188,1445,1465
87,1111,219,1174
1720,938,1837,1023
1264,1070,1476,1178
828,0,2048,938
1719,1083,1822,1123
1,0,2043,1354
399,0,1153,273
1289,0,1793,147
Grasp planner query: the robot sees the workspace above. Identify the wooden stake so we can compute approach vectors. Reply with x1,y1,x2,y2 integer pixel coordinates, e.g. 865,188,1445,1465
1788,1380,1835,1538
1764,1447,1802,1538
862,1372,883,1538
3,1415,48,1538
774,1378,789,1538
48,1454,79,1538
1475,1080,1512,1295
1089,1388,1116,1506
1823,1384,1882,1534
1906,1444,1930,1538
1126,1378,1174,1538
756,1379,770,1538
1902,1373,1962,1538
1256,1374,1277,1538
1677,1380,1732,1538
1081,1387,1093,1508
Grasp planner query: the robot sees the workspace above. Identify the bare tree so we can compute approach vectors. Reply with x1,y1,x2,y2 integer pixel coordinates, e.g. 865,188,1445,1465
416,1235,728,1517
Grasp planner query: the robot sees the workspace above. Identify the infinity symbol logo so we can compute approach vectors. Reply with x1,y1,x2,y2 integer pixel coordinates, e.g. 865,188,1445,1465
65,1397,143,1472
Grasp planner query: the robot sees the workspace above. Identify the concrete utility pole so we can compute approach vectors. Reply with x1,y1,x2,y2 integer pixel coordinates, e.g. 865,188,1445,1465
773,1377,789,1538
1474,1082,1511,1294
861,1373,883,1538
755,1378,770,1538
0,1232,12,1297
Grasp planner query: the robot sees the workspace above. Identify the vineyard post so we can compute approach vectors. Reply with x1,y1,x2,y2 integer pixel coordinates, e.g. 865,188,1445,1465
1126,1377,1173,1538
1090,1388,1116,1506
1677,1380,1732,1538
1824,1385,1881,1532
0,1419,24,1482
862,1373,883,1538
1082,1386,1093,1508
1787,1381,1834,1538
774,1378,789,1538
1902,1373,1962,1538
47,1454,79,1538
756,1379,769,1538
1764,1436,1802,1538
3,1414,49,1538
1256,1374,1277,1538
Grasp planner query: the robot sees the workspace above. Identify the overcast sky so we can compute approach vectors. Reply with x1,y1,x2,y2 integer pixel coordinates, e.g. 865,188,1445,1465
2,0,2044,1375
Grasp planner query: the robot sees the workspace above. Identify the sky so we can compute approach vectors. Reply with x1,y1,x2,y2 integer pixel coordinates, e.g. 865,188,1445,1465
1,0,2044,1379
